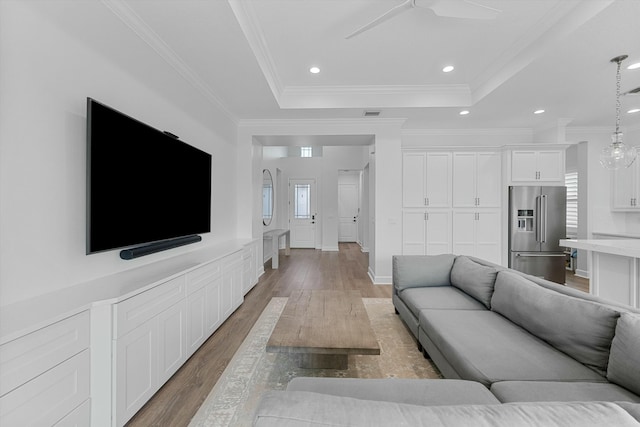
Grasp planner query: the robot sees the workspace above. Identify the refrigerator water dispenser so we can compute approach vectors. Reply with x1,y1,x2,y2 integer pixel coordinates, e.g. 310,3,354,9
516,210,534,232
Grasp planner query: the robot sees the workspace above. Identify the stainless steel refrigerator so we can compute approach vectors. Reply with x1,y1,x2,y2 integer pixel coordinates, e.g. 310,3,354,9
508,186,567,284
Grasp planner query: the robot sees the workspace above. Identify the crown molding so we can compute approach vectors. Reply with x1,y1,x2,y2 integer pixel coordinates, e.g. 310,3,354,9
227,0,284,100
402,128,533,137
238,117,407,129
100,0,237,123
279,84,471,109
470,0,614,104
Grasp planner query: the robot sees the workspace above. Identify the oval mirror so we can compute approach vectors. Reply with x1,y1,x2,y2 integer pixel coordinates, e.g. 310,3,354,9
262,169,273,226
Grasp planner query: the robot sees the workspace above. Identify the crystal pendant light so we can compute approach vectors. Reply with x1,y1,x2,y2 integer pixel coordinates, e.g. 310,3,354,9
600,55,638,170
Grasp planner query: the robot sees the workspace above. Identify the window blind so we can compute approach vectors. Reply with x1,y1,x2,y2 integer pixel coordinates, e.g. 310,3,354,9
565,171,578,238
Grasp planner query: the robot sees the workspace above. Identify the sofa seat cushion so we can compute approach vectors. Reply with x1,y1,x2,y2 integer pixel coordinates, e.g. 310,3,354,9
418,310,606,387
253,391,640,427
401,286,486,318
490,381,640,404
287,378,500,406
608,313,640,396
450,256,498,309
491,271,620,376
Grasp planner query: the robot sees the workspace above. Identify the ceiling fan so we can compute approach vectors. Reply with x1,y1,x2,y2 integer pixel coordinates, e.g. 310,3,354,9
346,0,502,39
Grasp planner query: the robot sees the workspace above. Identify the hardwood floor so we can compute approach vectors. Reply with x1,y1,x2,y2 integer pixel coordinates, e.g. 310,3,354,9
565,270,590,294
125,242,390,427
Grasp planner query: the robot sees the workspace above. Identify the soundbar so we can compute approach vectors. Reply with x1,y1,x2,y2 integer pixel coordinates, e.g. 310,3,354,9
120,235,202,260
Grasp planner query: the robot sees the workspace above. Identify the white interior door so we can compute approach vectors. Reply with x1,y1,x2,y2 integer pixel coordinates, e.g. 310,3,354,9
289,179,316,248
338,178,359,242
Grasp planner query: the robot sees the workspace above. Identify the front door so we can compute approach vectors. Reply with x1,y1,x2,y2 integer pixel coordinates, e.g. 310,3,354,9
289,178,316,248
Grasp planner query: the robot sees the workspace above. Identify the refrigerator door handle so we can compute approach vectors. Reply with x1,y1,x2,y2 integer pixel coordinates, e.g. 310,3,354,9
515,253,566,257
535,196,541,242
541,194,547,243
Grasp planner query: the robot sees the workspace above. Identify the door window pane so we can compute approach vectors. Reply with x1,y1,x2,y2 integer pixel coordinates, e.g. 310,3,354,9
294,184,311,219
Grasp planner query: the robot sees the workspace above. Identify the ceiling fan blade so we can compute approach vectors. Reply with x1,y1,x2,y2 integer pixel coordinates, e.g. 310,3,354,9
346,0,414,39
429,0,501,20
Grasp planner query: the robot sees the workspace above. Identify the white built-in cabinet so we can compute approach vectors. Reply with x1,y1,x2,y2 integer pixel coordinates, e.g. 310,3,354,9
0,238,261,427
510,149,564,183
403,152,451,207
452,152,501,207
111,245,253,426
611,160,640,211
452,210,501,265
0,311,91,426
402,150,502,263
402,210,451,255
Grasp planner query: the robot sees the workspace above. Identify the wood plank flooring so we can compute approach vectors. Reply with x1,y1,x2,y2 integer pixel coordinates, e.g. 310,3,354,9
125,247,590,426
125,242,390,427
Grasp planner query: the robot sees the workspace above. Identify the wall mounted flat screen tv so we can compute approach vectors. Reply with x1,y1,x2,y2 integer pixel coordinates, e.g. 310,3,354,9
87,97,212,255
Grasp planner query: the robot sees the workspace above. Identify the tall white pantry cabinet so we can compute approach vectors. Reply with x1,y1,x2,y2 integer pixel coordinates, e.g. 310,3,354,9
402,150,502,265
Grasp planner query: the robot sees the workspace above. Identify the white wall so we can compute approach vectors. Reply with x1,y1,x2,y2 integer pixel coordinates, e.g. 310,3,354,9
0,2,239,305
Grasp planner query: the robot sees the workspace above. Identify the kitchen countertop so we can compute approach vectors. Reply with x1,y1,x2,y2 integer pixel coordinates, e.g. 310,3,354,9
560,239,640,259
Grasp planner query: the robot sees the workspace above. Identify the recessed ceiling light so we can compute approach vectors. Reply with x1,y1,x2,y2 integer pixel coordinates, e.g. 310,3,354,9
534,109,545,114
459,110,469,115
627,62,640,70
628,108,640,114
309,66,320,74
442,65,455,73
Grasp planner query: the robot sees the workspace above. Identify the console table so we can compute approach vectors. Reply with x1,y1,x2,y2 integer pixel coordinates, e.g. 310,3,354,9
263,229,290,269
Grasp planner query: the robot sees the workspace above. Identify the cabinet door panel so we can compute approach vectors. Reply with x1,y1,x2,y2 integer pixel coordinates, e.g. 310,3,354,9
186,288,206,356
476,152,501,207
452,211,476,257
403,153,427,207
476,211,501,264
426,211,451,255
158,300,186,384
425,153,451,207
452,153,477,207
115,320,158,426
402,211,426,255
611,163,638,210
206,276,223,334
537,150,563,182
511,151,537,182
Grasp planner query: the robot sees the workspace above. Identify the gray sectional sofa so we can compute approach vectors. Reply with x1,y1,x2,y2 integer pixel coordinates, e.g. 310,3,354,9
253,254,640,426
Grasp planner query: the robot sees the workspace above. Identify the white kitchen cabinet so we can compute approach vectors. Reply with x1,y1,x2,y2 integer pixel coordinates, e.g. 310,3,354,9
611,160,640,211
402,210,451,255
511,150,564,183
452,152,501,208
242,240,259,295
222,253,244,319
403,152,451,207
452,210,501,265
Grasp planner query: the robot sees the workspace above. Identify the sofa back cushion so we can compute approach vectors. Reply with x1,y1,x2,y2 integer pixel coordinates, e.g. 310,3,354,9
450,256,498,309
491,271,620,376
607,313,640,396
393,254,456,291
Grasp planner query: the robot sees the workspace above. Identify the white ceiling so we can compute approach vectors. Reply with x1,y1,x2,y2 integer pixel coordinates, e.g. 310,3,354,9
36,0,640,134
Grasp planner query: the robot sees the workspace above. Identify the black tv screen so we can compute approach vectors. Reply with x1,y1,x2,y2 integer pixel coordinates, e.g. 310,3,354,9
87,98,212,254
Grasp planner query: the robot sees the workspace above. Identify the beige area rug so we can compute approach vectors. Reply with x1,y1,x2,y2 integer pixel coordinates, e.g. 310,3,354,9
189,297,442,427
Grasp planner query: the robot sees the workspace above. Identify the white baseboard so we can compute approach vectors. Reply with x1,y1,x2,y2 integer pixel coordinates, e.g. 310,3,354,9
360,246,369,253
368,267,391,285
322,246,339,251
575,269,589,279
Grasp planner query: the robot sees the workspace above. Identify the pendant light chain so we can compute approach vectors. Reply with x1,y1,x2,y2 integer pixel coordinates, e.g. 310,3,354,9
615,57,622,136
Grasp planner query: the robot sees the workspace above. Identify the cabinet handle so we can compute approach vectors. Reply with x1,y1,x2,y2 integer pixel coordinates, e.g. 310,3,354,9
426,197,429,206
